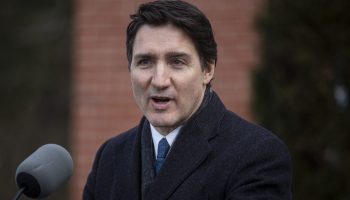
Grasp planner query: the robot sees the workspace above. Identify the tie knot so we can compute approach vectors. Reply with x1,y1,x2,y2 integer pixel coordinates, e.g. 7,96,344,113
157,138,170,159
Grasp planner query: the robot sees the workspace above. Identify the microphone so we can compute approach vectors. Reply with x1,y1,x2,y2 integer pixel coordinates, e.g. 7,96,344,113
14,144,73,199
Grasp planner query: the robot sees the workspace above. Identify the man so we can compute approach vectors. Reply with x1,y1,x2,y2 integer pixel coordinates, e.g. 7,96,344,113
83,0,292,199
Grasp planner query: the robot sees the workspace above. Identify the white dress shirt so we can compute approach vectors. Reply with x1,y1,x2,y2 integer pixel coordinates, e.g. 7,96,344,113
150,124,182,157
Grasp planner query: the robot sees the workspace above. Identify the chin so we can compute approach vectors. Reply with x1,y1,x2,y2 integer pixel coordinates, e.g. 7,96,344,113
149,119,173,127
148,116,176,127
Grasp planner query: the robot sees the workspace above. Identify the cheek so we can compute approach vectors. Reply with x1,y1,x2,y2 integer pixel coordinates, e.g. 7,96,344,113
177,76,204,104
131,72,148,91
131,72,152,106
130,70,150,87
130,74,144,100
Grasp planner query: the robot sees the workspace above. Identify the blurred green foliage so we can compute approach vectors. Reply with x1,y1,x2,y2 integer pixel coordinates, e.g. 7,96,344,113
253,0,350,199
0,0,71,199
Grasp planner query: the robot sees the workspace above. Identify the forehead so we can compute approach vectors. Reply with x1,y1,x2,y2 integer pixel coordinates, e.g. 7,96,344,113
132,24,198,57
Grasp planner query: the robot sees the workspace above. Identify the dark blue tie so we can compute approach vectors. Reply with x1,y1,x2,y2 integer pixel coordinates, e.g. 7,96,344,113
155,138,170,174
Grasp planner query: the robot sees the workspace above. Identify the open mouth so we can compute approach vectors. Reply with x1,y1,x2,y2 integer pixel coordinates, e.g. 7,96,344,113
152,96,171,104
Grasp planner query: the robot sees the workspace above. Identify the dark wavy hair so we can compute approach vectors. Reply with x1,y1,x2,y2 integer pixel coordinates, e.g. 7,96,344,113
126,0,217,70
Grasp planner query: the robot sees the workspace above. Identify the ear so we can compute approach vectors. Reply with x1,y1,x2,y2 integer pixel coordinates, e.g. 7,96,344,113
203,63,215,85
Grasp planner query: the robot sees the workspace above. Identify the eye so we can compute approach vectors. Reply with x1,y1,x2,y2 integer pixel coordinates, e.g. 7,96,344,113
138,59,150,65
136,58,153,68
169,58,186,69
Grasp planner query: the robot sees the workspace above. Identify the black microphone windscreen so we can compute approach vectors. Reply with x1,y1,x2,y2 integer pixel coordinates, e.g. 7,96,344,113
15,144,73,199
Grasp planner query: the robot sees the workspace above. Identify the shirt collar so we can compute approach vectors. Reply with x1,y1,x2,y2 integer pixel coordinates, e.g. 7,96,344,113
150,124,182,157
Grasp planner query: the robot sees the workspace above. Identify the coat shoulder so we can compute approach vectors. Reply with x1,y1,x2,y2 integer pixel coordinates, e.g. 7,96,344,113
220,110,288,151
218,111,292,199
103,126,139,150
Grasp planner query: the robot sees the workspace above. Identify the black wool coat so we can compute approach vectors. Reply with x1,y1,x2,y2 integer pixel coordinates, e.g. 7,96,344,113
83,92,292,200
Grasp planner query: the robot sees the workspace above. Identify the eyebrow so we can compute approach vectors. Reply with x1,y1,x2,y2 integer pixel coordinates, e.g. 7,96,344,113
132,51,192,62
133,53,156,61
165,52,191,60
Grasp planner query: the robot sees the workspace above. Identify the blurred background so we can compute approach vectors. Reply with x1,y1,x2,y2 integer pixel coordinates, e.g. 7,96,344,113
1,0,349,199
0,0,71,199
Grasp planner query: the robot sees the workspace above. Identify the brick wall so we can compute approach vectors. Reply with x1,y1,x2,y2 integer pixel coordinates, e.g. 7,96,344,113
70,0,263,199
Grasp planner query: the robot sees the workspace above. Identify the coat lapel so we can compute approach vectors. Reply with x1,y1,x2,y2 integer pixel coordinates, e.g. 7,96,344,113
145,91,226,200
145,124,211,200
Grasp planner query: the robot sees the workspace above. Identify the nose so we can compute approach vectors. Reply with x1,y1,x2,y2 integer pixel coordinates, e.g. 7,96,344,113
151,63,171,90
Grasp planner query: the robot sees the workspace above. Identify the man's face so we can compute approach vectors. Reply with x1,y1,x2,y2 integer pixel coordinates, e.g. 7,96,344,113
130,24,214,135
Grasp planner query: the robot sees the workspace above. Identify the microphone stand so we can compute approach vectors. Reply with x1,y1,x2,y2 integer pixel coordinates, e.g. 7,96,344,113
12,187,26,200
